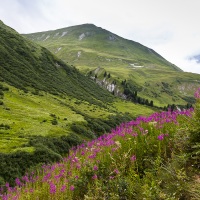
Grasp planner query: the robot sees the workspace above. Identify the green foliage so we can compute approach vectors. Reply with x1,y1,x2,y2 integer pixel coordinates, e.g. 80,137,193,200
187,100,200,172
0,133,82,186
0,22,114,107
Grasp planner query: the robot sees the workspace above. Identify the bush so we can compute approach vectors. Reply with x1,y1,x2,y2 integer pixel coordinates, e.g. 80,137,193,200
51,119,58,125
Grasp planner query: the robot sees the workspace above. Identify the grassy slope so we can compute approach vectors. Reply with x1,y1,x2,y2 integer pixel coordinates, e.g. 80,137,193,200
2,100,200,199
23,24,200,107
0,21,157,185
0,20,155,153
0,83,154,153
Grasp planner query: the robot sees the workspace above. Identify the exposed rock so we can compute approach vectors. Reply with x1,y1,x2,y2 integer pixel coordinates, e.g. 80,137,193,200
53,32,59,38
37,34,45,40
79,33,85,40
55,47,62,54
77,51,81,58
60,31,68,37
108,34,117,41
43,35,50,41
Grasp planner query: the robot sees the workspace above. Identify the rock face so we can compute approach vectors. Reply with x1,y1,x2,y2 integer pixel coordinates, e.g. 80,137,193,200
94,77,126,99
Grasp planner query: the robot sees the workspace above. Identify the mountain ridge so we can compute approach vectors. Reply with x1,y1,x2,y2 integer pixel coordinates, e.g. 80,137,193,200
23,23,200,107
23,23,181,72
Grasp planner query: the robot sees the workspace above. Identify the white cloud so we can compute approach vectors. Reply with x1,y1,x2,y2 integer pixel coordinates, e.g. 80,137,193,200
0,0,200,73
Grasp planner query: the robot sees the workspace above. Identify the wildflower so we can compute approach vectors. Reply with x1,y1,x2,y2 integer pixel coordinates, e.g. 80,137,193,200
130,155,136,162
30,188,34,193
60,185,66,192
114,169,119,174
22,175,29,183
15,178,21,186
131,132,138,137
42,173,51,182
49,182,56,194
194,88,200,99
92,174,98,180
70,185,75,191
158,134,164,141
93,165,98,171
76,164,81,169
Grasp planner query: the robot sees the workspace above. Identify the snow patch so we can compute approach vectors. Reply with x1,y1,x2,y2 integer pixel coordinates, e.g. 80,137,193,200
79,33,85,40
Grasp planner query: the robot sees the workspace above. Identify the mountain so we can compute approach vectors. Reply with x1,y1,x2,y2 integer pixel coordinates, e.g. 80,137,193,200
23,24,200,107
23,23,181,71
0,21,156,185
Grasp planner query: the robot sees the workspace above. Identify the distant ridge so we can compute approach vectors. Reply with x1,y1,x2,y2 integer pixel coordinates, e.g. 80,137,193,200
23,24,200,107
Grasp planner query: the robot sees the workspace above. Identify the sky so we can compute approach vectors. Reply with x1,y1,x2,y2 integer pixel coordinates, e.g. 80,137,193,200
0,0,200,73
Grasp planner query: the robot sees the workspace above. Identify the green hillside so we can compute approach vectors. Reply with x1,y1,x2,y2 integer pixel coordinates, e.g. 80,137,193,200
0,21,156,185
24,24,200,107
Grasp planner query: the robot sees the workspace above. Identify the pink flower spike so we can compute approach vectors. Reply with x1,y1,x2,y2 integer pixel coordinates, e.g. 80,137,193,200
92,174,98,180
158,134,164,141
70,185,75,191
114,169,119,174
60,185,66,192
130,155,136,162
93,165,98,171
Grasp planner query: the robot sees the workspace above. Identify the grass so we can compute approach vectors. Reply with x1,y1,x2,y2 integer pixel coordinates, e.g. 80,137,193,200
1,96,199,199
0,83,155,153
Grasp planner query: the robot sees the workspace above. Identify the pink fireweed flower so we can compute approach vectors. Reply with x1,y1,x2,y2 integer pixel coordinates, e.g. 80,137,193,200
194,87,200,99
130,155,136,162
15,178,22,186
131,132,138,137
42,172,51,182
114,169,119,174
76,164,81,169
158,134,165,141
30,188,34,193
49,182,56,194
93,165,98,171
70,185,75,191
92,174,98,180
60,185,66,192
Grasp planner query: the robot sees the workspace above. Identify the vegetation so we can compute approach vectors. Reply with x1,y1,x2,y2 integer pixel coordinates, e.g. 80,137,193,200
0,20,155,187
0,20,199,199
0,21,114,107
23,24,200,107
1,89,200,199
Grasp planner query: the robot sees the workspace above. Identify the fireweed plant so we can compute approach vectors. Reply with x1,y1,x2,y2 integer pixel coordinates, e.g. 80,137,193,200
1,92,200,199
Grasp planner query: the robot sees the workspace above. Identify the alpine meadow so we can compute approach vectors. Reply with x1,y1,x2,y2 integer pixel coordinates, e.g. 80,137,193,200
0,19,199,200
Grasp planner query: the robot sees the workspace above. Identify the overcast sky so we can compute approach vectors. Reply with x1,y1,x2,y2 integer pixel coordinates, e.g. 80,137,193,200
1,0,200,73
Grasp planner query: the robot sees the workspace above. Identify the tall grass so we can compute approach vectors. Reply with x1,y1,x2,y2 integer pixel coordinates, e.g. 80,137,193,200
1,97,199,199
